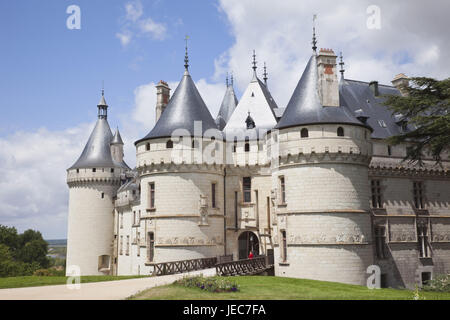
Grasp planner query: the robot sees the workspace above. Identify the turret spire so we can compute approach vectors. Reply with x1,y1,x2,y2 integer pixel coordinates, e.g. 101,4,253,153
263,62,268,86
184,35,189,72
97,85,108,119
252,50,257,77
230,72,234,86
339,51,345,79
226,72,229,87
312,14,318,53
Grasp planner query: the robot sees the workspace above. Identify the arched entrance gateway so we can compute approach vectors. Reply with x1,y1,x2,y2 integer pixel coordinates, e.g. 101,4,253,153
238,231,259,260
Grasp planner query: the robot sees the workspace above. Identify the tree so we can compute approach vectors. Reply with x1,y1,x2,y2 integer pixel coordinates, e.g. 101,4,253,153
383,77,450,164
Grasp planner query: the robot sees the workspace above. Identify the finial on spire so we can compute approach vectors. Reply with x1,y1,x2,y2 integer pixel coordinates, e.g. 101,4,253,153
252,50,257,73
339,51,345,79
312,14,318,53
101,80,104,96
184,35,189,71
263,62,268,85
226,72,229,87
230,72,234,86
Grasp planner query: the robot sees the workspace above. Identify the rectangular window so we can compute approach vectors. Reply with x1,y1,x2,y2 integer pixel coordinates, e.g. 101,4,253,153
147,232,155,262
243,177,251,203
120,213,123,229
92,168,96,172
126,235,130,255
279,176,286,204
371,180,382,208
234,191,238,229
119,236,123,255
281,230,287,262
149,182,155,208
374,226,387,259
133,211,136,225
211,183,216,208
413,181,425,209
418,224,430,258
137,232,141,256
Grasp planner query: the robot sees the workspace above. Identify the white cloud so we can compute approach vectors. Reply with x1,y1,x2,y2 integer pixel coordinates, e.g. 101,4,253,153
216,0,450,107
116,31,132,47
0,123,93,239
117,0,167,47
139,18,167,40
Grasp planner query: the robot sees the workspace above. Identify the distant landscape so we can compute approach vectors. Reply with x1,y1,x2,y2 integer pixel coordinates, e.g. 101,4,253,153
45,239,67,247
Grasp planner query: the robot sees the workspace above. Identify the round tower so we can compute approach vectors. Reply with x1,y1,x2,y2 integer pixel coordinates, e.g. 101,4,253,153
66,93,129,275
134,48,226,263
269,48,374,285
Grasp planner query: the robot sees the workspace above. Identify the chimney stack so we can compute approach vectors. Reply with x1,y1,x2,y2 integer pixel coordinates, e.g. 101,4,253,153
391,73,409,96
317,48,340,106
369,81,379,97
155,80,171,122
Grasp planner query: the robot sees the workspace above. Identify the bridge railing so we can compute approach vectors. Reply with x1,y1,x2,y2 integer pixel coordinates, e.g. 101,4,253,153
150,257,217,276
215,256,270,276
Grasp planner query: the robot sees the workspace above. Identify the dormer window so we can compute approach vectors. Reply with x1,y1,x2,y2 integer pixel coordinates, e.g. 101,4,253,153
92,168,96,173
166,140,173,149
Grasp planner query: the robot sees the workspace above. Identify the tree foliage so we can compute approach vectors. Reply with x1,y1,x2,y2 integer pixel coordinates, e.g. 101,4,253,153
383,77,450,164
0,225,50,277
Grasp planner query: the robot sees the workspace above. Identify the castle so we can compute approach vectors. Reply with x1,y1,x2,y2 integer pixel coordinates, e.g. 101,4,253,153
66,38,450,289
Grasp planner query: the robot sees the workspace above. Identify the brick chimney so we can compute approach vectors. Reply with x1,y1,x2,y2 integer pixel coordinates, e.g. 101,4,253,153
155,80,171,122
317,48,339,107
391,73,409,96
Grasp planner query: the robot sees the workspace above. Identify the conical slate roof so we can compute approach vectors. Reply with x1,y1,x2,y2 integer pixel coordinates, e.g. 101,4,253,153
69,118,116,169
215,84,238,130
136,70,220,144
275,54,366,130
111,128,124,145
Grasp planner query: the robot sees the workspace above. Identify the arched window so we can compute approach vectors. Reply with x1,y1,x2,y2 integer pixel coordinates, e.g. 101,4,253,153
337,127,344,137
233,138,237,153
146,143,150,151
301,128,308,138
245,138,250,152
166,140,173,149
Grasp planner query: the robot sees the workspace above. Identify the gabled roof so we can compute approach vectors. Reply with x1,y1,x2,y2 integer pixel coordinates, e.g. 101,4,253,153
135,70,219,144
215,84,238,130
275,54,366,130
223,73,278,140
339,79,410,139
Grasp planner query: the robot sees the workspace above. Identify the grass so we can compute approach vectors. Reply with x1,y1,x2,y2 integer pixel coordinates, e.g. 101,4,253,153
129,276,450,300
0,275,148,289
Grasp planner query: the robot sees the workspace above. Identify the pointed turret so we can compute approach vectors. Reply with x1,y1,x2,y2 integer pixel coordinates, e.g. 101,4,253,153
215,75,238,130
69,93,129,170
275,54,365,130
111,127,124,145
135,42,218,144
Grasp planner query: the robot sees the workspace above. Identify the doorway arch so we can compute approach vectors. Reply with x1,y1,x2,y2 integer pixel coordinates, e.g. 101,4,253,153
238,231,259,260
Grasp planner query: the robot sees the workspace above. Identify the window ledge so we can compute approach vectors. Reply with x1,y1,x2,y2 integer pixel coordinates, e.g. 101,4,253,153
277,203,287,208
146,208,156,212
278,262,290,266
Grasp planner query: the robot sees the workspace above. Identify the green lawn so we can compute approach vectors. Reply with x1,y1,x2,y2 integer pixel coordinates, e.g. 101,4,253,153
0,275,148,289
129,276,450,300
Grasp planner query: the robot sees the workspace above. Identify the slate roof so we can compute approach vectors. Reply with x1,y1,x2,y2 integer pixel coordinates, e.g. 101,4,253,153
339,79,412,139
215,84,238,130
136,70,220,144
275,54,368,130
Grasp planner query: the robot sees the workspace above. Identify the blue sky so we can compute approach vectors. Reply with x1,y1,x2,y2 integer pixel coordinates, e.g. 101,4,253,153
0,0,448,239
0,0,232,135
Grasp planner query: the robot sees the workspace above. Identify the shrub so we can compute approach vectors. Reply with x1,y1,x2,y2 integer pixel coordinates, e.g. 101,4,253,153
422,274,450,292
174,275,240,293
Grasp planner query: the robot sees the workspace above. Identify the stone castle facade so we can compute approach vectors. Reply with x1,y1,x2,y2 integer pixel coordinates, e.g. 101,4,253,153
66,43,450,289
